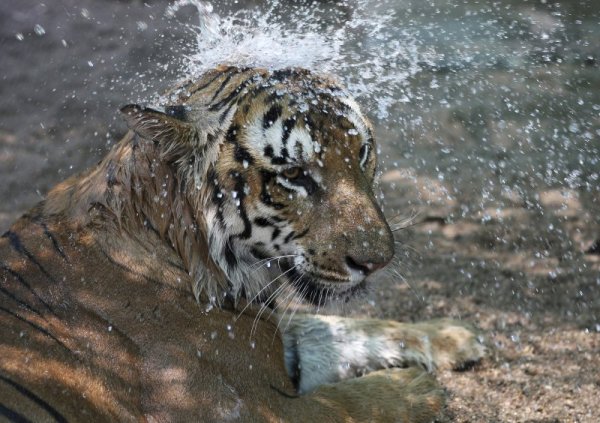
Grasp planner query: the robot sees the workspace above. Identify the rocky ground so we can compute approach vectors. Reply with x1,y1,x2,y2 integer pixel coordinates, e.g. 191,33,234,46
1,1,599,421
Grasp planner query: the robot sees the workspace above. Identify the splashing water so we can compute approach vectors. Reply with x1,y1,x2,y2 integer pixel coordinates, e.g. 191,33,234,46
162,0,600,210
165,0,432,121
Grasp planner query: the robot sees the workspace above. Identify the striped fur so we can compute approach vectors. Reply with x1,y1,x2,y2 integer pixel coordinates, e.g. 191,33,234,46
117,65,394,309
0,66,483,421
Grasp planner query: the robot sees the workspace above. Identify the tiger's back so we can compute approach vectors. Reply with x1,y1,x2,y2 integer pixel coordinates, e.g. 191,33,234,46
0,202,317,421
0,205,142,421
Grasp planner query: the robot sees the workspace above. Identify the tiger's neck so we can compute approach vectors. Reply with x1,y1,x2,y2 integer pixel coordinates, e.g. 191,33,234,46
43,131,229,300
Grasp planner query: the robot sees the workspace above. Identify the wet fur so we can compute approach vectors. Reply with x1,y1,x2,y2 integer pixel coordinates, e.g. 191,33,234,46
0,66,483,422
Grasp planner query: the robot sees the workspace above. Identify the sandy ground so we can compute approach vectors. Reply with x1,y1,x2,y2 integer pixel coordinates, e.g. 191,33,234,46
1,1,599,421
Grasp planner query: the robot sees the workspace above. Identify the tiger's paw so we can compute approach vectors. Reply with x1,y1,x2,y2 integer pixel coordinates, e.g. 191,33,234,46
414,319,486,370
313,367,444,423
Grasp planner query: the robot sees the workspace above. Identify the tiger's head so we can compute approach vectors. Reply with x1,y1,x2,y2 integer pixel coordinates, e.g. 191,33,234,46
122,66,394,309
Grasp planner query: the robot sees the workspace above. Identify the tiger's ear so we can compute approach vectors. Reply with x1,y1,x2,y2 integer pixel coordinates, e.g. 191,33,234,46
120,104,198,146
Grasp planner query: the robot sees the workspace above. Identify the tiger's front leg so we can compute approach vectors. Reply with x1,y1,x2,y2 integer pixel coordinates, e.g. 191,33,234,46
282,314,485,393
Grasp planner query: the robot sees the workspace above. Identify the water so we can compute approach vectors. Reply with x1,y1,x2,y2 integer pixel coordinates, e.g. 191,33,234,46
162,0,599,224
164,0,427,121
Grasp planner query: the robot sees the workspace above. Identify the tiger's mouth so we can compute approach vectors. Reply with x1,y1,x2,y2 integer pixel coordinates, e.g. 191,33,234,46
284,265,368,307
248,247,368,306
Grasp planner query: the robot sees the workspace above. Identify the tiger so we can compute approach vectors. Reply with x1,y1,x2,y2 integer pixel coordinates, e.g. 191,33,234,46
0,65,484,422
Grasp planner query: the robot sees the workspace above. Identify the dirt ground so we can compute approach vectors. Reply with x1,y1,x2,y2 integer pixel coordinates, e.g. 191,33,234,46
1,1,599,422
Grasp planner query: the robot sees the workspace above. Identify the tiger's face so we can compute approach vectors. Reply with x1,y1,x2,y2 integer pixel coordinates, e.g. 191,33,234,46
123,67,394,308
204,69,394,306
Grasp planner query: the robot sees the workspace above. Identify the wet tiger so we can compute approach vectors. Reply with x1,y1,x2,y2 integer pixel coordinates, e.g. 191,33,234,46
0,65,484,422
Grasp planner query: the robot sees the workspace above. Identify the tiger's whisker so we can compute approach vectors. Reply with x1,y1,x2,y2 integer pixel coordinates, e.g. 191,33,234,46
238,263,300,320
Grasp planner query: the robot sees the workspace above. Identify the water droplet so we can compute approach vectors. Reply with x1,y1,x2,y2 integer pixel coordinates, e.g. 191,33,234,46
33,24,45,36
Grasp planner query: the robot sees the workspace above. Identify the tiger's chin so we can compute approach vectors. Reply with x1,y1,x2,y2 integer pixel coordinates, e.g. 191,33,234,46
279,266,369,310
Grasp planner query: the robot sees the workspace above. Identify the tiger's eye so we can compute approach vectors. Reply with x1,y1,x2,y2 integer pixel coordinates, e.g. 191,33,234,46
282,167,303,180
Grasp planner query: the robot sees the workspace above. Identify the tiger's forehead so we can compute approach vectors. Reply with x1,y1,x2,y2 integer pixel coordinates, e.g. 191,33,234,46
236,88,373,166
167,66,374,166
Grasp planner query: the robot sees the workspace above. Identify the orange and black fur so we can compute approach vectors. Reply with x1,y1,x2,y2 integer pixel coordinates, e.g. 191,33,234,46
0,66,484,422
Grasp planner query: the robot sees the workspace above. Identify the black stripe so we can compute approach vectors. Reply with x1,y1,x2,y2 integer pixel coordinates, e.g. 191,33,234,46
0,286,41,316
242,83,272,106
254,217,273,227
225,125,239,143
2,232,57,284
294,140,306,160
287,172,318,196
208,168,226,227
271,157,287,165
264,145,274,158
0,263,55,316
284,231,296,244
224,236,237,269
209,73,256,112
259,170,285,210
189,69,228,96
0,306,70,353
209,70,237,103
271,228,281,241
37,222,68,261
230,172,252,240
0,403,32,423
281,117,296,145
0,375,67,423
263,104,282,129
292,228,309,240
228,135,255,167
218,102,236,124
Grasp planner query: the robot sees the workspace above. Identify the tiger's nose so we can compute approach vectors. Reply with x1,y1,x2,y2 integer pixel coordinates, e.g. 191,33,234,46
345,255,389,276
